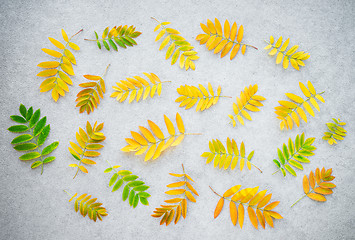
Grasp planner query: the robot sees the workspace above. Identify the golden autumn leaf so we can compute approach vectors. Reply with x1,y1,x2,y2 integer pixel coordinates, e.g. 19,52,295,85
197,18,257,60
210,185,282,229
152,164,198,226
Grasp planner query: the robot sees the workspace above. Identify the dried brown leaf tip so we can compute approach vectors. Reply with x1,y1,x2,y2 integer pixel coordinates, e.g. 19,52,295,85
291,167,336,207
152,164,198,226
210,185,282,229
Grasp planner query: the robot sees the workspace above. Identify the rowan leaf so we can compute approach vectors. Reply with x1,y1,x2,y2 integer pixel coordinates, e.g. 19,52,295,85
111,73,168,104
152,164,198,226
122,113,198,161
275,81,324,130
76,66,108,114
211,185,282,229
230,84,265,127
69,121,105,179
38,29,81,101
8,104,57,174
153,18,198,71
265,35,309,70
197,19,257,60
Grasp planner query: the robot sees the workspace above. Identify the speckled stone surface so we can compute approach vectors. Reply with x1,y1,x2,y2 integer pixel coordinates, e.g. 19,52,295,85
0,0,354,239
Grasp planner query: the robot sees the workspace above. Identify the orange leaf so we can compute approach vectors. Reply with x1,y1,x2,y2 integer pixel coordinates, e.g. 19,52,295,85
309,171,315,189
236,25,244,43
223,185,241,197
264,201,280,211
303,175,310,194
318,182,336,189
314,187,333,195
181,199,187,219
257,193,272,208
247,206,258,229
165,189,185,195
264,211,274,228
256,209,265,229
166,181,185,188
79,165,88,173
185,191,196,202
214,197,224,218
229,201,238,226
238,203,244,228
307,193,326,202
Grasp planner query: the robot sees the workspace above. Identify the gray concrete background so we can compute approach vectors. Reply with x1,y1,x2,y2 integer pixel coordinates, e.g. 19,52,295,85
0,0,354,239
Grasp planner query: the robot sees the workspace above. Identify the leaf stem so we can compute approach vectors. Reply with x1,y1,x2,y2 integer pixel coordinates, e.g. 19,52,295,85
103,64,110,77
63,189,72,197
272,169,280,175
184,133,202,136
290,193,307,208
209,186,223,198
151,17,160,24
209,33,258,50
251,163,262,173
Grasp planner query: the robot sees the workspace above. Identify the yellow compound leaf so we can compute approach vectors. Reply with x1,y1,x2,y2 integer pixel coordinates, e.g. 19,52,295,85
230,84,265,127
198,19,255,60
266,36,309,70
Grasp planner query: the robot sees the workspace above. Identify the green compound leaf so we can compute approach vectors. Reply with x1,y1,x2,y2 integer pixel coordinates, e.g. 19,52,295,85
8,104,57,174
273,133,316,177
87,25,141,51
105,162,150,208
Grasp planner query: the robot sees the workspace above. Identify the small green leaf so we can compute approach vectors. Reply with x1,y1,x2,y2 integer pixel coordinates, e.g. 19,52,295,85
8,125,29,133
304,137,315,145
112,179,124,192
277,148,285,165
19,104,27,118
273,159,281,168
38,125,50,146
97,40,101,49
43,156,55,163
109,173,118,186
298,150,314,156
247,151,254,161
10,115,27,123
71,153,80,161
133,185,149,192
300,133,305,145
94,31,99,40
33,117,47,136
11,134,33,144
31,161,42,168
127,181,144,187
122,185,130,201
133,194,139,208
41,141,59,156
108,39,117,51
295,134,300,150
282,143,289,159
288,138,294,155
104,167,112,173
281,168,286,177
139,196,149,205
293,154,310,163
117,170,132,176
285,164,296,176
121,36,133,46
129,190,135,206
138,192,151,198
289,159,303,170
29,109,40,128
26,107,33,121
13,143,37,151
122,175,138,181
103,40,109,50
114,37,126,48
19,152,41,161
